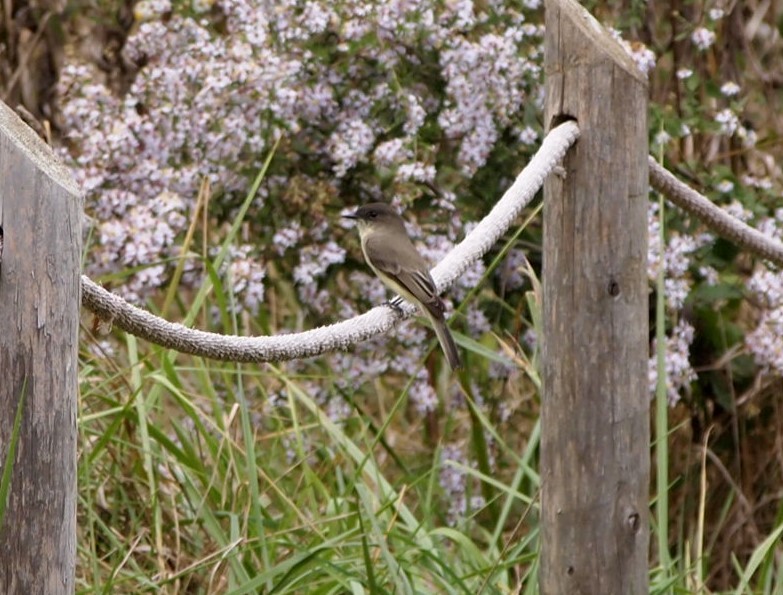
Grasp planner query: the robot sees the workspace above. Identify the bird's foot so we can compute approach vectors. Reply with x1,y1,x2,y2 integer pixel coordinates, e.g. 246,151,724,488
386,296,405,313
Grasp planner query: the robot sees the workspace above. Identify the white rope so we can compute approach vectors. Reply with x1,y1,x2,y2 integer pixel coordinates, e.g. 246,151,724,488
81,120,581,362
649,157,783,267
433,122,579,291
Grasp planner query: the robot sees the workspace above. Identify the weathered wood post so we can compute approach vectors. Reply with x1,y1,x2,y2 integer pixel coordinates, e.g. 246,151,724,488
0,101,81,592
541,0,649,592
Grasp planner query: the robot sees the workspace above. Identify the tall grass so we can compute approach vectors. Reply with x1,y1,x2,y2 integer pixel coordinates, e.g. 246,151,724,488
78,319,542,592
76,166,783,593
76,174,543,593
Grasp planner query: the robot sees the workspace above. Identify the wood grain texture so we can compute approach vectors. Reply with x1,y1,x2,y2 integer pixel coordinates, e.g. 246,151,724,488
0,99,81,593
541,0,649,593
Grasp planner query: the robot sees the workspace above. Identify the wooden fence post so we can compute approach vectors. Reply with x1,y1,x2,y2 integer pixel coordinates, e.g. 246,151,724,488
541,0,650,592
0,101,81,592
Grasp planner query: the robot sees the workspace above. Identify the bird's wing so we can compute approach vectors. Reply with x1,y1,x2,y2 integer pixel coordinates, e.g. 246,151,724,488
364,234,445,319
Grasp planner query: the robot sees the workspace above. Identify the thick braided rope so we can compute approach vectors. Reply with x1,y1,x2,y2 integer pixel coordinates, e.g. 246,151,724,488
649,157,783,267
80,120,581,363
431,121,579,290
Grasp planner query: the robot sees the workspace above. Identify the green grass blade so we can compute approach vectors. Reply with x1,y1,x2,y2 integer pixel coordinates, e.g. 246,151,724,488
0,377,27,525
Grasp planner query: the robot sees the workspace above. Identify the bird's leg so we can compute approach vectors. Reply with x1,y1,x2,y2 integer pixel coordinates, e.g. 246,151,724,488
386,295,405,313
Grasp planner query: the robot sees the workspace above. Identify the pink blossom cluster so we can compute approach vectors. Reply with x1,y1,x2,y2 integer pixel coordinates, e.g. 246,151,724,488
224,244,267,315
609,27,657,75
648,197,783,403
439,443,486,526
438,24,543,175
647,201,714,311
647,201,712,404
649,320,698,406
58,0,542,309
744,211,783,375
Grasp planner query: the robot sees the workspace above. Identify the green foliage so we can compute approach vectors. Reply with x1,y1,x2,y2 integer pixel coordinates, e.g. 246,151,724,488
77,328,541,592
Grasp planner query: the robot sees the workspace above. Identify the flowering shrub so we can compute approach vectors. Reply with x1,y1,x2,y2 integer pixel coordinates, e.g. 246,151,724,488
638,2,783,415
58,0,783,416
59,0,547,424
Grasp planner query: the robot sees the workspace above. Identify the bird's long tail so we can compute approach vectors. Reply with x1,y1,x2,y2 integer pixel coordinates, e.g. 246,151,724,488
430,315,461,371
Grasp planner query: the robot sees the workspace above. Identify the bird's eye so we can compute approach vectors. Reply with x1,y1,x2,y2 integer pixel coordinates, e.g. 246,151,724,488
368,211,377,218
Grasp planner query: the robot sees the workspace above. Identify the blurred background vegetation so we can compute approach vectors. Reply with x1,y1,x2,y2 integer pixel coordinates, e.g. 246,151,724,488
2,0,783,591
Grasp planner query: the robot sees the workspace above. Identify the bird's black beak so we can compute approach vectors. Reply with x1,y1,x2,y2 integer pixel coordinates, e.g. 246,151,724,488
342,213,358,220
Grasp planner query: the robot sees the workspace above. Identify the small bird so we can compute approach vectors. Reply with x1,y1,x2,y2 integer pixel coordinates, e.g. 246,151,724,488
344,202,461,370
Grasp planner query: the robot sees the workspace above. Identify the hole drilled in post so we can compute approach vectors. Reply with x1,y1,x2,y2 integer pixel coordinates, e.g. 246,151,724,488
549,113,578,130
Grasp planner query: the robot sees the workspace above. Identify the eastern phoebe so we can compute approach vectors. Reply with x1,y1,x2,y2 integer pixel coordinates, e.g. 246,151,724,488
344,202,461,370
